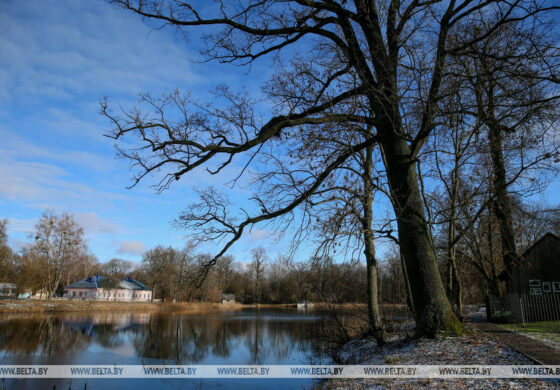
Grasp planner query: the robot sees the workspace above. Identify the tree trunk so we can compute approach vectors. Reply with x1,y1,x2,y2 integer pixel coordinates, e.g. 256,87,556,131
446,192,463,317
400,247,415,314
361,144,385,344
446,246,463,318
363,234,385,344
382,136,462,337
488,124,517,293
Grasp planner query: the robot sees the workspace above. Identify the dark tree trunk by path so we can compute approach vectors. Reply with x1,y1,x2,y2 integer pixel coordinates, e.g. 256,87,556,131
382,134,461,337
488,124,517,292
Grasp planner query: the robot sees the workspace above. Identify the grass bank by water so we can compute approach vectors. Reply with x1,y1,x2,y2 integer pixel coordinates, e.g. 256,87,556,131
0,299,300,313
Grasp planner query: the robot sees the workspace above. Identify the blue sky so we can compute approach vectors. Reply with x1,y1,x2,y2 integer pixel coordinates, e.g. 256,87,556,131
0,0,281,264
2,0,559,266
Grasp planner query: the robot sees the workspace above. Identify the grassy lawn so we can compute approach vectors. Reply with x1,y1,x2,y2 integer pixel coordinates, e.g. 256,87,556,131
500,321,560,347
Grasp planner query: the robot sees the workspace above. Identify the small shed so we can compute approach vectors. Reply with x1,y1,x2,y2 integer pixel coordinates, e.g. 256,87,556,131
505,233,560,295
221,293,235,304
487,233,560,323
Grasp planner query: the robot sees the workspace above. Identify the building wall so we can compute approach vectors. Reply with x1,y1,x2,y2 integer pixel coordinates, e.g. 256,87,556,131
65,288,152,302
508,234,560,295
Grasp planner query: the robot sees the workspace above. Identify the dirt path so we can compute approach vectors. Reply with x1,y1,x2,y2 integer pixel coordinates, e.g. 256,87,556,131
473,322,560,365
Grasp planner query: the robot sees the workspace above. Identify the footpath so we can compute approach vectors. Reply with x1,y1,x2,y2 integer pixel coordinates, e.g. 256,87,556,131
472,322,560,365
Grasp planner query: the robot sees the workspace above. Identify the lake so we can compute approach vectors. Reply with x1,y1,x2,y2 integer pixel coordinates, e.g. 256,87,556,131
0,308,337,389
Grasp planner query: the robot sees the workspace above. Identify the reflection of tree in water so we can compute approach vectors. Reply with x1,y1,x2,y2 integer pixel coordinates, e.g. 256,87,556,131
212,318,230,358
266,320,302,361
132,311,330,364
0,311,332,364
0,317,91,356
0,313,145,356
132,314,222,363
244,315,264,364
93,324,127,348
258,316,331,364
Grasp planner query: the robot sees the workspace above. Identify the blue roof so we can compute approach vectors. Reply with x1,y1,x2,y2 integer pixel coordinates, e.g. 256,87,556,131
66,276,151,291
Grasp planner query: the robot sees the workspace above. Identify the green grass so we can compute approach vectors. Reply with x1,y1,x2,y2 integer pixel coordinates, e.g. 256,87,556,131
499,321,560,346
501,321,560,334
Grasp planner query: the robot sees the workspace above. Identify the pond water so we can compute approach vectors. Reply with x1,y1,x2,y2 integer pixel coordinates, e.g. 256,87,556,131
0,308,336,389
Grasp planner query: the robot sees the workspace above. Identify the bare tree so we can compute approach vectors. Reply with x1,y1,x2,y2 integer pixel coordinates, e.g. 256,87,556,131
268,254,288,302
106,0,559,336
250,247,268,304
513,202,560,251
101,258,134,279
28,211,87,299
142,246,180,301
466,25,560,286
66,253,101,284
0,219,7,244
214,254,235,298
0,219,15,283
308,139,391,343
419,17,560,308
176,243,197,301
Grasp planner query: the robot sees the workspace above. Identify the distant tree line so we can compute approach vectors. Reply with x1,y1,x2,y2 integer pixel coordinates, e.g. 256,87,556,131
134,245,371,304
0,212,392,304
2,200,557,308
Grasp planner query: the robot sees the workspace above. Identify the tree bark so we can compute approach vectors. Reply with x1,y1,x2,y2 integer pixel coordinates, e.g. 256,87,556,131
382,135,462,337
486,207,504,297
361,145,385,345
363,231,385,344
446,175,463,317
446,241,463,318
400,247,415,314
488,124,517,293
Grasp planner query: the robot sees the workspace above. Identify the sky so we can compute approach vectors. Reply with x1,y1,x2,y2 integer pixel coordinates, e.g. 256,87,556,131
2,0,559,267
0,0,281,264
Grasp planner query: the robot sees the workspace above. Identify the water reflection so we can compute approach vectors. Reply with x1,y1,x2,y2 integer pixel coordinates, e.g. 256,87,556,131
0,310,330,365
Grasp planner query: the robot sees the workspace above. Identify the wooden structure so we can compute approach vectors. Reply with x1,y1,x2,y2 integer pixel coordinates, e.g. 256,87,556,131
488,233,560,323
506,233,560,296
221,293,235,304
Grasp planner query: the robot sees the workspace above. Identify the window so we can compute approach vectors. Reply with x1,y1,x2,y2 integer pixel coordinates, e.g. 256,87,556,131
530,287,542,295
529,280,541,287
79,291,82,297
543,282,551,293
553,282,560,293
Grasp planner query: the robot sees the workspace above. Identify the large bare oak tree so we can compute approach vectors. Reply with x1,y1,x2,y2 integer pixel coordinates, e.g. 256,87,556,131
105,0,558,336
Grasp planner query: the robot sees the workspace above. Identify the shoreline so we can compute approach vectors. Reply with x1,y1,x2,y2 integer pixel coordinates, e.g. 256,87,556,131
0,300,287,313
0,299,368,313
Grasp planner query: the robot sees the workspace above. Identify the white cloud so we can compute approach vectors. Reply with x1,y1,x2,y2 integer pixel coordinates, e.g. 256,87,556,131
117,240,145,255
5,212,122,244
0,0,203,106
0,0,276,263
0,128,114,172
0,157,121,210
5,217,36,234
248,228,269,240
74,211,122,235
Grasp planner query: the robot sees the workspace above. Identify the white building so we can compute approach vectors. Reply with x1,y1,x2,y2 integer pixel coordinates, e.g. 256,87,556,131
64,275,152,302
0,283,17,298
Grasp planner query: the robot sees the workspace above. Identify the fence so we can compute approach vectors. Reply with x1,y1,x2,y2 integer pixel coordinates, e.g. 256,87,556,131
487,293,560,323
